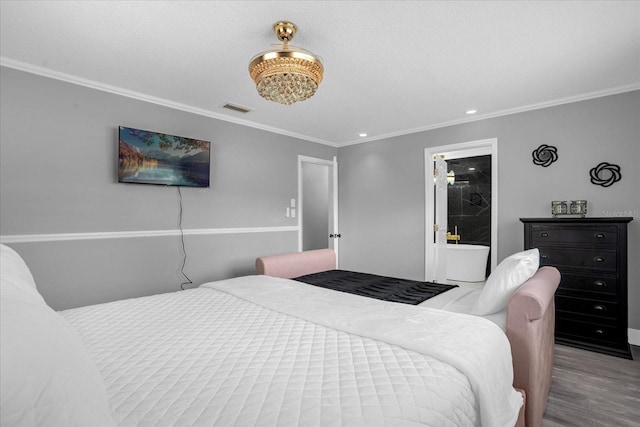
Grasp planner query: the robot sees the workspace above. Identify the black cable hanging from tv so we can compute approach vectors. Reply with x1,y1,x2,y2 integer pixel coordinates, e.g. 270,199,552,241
178,186,193,290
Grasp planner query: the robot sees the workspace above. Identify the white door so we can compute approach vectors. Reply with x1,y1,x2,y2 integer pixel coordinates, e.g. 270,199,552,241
433,155,448,283
298,156,339,264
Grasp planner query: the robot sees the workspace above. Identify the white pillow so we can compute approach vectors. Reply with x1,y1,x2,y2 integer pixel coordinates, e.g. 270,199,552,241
471,248,540,315
0,244,45,304
0,245,115,427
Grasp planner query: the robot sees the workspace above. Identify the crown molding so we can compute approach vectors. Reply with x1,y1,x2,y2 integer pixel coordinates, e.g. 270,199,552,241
2,56,636,149
339,83,640,147
0,57,338,148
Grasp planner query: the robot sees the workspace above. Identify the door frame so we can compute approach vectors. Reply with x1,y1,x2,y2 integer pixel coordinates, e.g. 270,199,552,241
423,138,498,281
298,155,339,262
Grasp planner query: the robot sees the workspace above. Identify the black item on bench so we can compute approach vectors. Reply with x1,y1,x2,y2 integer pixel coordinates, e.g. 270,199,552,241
293,269,457,305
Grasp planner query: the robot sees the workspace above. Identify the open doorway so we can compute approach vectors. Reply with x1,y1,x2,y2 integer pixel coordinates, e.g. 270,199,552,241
424,139,498,282
298,156,339,262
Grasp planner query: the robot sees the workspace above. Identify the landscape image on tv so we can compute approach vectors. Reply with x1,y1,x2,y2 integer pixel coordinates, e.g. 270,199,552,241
118,126,210,188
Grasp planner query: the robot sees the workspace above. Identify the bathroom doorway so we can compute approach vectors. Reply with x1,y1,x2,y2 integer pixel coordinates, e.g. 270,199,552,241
424,139,498,282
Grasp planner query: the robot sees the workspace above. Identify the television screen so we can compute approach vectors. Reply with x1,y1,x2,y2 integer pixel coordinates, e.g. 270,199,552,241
118,126,210,188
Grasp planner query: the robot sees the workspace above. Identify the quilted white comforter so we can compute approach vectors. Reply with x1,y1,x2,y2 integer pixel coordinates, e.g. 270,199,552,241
62,275,522,427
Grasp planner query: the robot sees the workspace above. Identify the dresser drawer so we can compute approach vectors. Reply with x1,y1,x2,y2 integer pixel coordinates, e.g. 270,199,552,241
538,247,617,271
530,224,618,246
557,272,618,296
556,317,624,344
556,295,619,321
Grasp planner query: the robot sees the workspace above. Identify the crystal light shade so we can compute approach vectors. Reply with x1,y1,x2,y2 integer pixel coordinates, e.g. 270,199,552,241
249,22,323,105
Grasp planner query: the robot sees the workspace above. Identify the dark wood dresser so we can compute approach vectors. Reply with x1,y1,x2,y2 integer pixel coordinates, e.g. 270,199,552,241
520,217,633,359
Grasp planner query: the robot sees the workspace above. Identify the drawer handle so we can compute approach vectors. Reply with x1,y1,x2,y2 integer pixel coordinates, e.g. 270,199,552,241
594,256,605,263
594,233,605,239
593,280,607,288
540,232,549,237
593,304,606,313
594,329,605,335
541,253,549,260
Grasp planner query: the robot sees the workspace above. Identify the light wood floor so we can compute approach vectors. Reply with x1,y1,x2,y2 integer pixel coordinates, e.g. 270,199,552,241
542,344,640,426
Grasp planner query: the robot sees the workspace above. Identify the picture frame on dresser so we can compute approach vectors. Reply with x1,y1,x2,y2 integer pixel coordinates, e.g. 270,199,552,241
520,217,633,359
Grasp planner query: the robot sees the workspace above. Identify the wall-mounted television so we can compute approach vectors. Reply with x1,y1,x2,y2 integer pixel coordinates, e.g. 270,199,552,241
118,126,210,188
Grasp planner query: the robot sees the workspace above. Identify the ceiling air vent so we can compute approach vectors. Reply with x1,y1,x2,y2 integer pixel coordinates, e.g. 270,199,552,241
223,103,253,113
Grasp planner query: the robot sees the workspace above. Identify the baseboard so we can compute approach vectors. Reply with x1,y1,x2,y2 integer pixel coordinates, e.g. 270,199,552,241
629,328,640,346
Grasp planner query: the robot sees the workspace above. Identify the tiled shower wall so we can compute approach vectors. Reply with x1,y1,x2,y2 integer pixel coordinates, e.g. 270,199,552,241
447,155,492,247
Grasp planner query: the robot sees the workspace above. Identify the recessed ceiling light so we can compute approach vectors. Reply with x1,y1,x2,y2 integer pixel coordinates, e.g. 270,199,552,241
468,167,476,171
358,133,368,137
466,109,477,115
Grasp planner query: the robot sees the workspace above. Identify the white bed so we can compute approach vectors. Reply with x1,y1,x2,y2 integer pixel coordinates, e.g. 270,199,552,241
1,244,559,427
58,275,521,427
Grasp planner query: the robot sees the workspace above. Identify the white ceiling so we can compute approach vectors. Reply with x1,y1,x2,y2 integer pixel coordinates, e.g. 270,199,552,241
1,1,639,147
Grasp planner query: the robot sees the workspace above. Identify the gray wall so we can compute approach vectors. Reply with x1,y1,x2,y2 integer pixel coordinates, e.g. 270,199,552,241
0,67,337,310
337,91,640,330
1,66,638,332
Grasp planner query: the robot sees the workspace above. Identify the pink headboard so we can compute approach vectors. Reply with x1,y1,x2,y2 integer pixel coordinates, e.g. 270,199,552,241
256,248,336,279
507,266,560,427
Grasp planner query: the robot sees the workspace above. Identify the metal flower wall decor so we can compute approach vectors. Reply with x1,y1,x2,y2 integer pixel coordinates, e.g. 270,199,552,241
531,143,622,189
532,144,558,167
589,162,622,187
